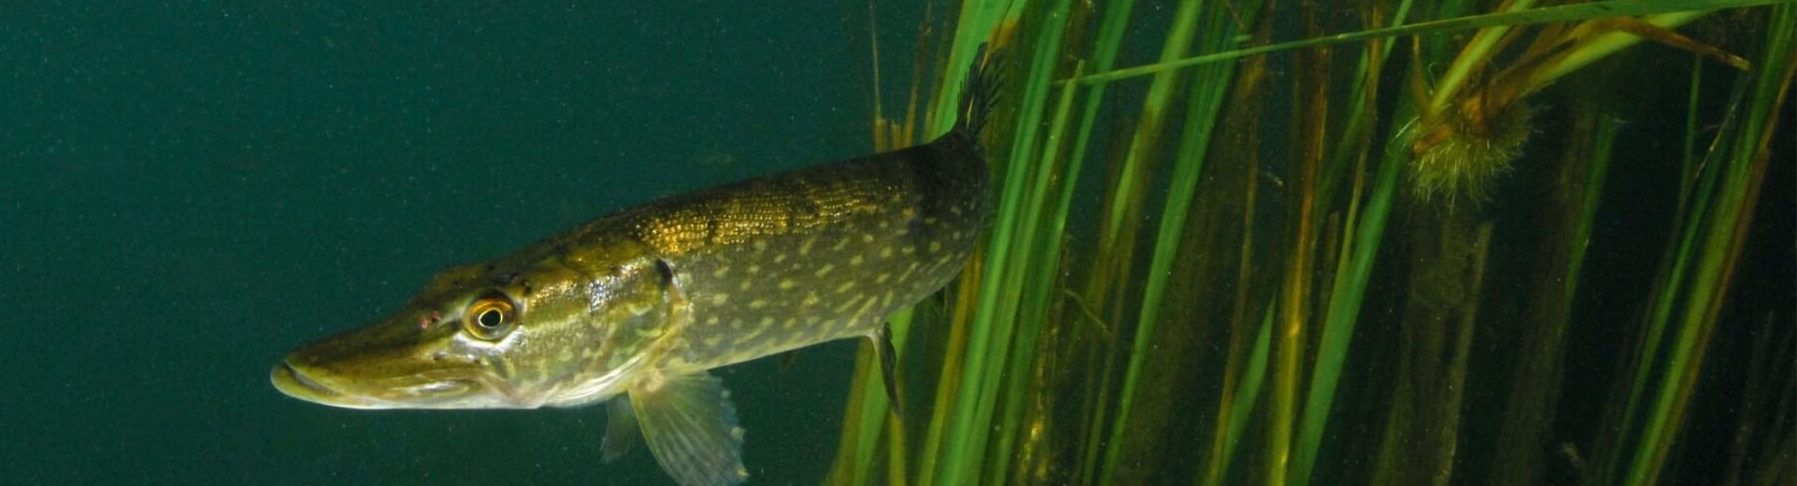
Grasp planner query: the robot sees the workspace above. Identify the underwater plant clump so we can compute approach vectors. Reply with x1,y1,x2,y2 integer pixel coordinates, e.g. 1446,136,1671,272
1405,100,1535,204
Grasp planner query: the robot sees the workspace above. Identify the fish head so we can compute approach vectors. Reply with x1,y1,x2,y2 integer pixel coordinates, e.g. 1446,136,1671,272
273,242,680,409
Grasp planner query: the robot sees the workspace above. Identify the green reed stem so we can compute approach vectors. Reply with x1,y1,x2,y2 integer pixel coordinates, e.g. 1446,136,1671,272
1320,0,1415,201
916,0,1013,480
1489,108,1618,486
1595,58,1741,486
1074,0,1780,85
1429,0,1536,113
1206,304,1275,486
1268,7,1343,480
1095,0,1211,480
1064,1,1138,483
1106,0,1246,478
1526,12,1709,89
1679,54,1702,213
916,274,977,486
984,1,1081,482
930,1,1040,484
1600,129,1720,485
1626,9,1793,482
1721,316,1792,486
1290,105,1410,486
1288,4,1413,486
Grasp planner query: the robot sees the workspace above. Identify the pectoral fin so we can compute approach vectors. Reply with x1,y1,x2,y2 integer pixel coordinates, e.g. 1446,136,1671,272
601,397,638,463
629,371,749,486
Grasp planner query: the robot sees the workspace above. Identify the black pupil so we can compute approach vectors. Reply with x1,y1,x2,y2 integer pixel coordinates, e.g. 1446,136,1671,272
478,308,503,328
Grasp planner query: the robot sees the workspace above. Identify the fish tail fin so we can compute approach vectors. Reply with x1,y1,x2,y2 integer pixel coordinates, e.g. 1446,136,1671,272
953,43,1002,141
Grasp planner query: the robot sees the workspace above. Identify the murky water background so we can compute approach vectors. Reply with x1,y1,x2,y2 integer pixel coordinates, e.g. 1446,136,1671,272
1,3,926,484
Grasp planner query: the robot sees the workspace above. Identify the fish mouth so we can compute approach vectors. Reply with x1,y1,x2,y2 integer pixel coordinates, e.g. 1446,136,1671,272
271,359,493,409
271,361,383,409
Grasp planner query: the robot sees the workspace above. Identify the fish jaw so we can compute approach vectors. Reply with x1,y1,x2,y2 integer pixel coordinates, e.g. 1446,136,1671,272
270,306,527,410
270,360,394,409
269,355,503,410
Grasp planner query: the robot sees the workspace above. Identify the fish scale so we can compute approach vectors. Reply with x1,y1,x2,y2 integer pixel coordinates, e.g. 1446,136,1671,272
273,47,999,486
610,136,988,371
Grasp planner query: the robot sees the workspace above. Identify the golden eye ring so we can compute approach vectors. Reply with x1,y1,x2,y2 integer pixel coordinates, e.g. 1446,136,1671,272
462,292,517,340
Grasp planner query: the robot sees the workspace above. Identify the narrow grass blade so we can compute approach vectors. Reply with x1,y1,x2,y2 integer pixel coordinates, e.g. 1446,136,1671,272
1076,0,1782,85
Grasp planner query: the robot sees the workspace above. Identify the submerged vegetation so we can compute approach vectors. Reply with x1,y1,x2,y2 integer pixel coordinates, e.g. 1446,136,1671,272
827,0,1793,484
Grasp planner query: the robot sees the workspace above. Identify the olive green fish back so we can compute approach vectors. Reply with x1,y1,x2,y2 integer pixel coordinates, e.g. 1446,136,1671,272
516,134,986,372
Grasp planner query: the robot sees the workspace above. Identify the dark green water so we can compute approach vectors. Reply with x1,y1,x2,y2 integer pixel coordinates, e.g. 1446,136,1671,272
2,3,918,484
8,3,1793,486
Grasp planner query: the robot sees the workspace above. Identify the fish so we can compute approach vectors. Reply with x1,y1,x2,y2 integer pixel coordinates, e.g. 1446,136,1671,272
271,48,999,486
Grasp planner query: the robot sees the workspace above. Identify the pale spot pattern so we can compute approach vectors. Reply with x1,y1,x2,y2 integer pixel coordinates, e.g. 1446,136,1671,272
639,143,988,373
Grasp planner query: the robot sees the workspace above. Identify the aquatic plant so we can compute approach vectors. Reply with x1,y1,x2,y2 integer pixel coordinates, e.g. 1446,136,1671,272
826,0,1793,484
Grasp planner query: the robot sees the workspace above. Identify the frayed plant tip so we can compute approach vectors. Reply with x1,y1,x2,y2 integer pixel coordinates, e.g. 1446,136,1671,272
1405,101,1535,206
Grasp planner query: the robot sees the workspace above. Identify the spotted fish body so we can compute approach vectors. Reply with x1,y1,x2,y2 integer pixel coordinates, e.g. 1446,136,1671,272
272,51,997,486
534,132,985,374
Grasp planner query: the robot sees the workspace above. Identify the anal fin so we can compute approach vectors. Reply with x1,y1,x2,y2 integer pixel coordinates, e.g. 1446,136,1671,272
629,371,749,486
871,323,904,418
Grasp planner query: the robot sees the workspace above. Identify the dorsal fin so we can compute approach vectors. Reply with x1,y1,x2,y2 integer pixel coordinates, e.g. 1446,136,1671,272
953,43,1004,141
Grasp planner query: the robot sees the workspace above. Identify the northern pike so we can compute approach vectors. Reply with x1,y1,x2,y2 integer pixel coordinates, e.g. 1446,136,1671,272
271,50,998,485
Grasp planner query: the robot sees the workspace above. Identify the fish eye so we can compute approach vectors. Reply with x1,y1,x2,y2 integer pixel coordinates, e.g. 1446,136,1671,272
462,291,517,340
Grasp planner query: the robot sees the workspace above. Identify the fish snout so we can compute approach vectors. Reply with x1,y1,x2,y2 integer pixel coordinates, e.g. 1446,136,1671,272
270,357,376,408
